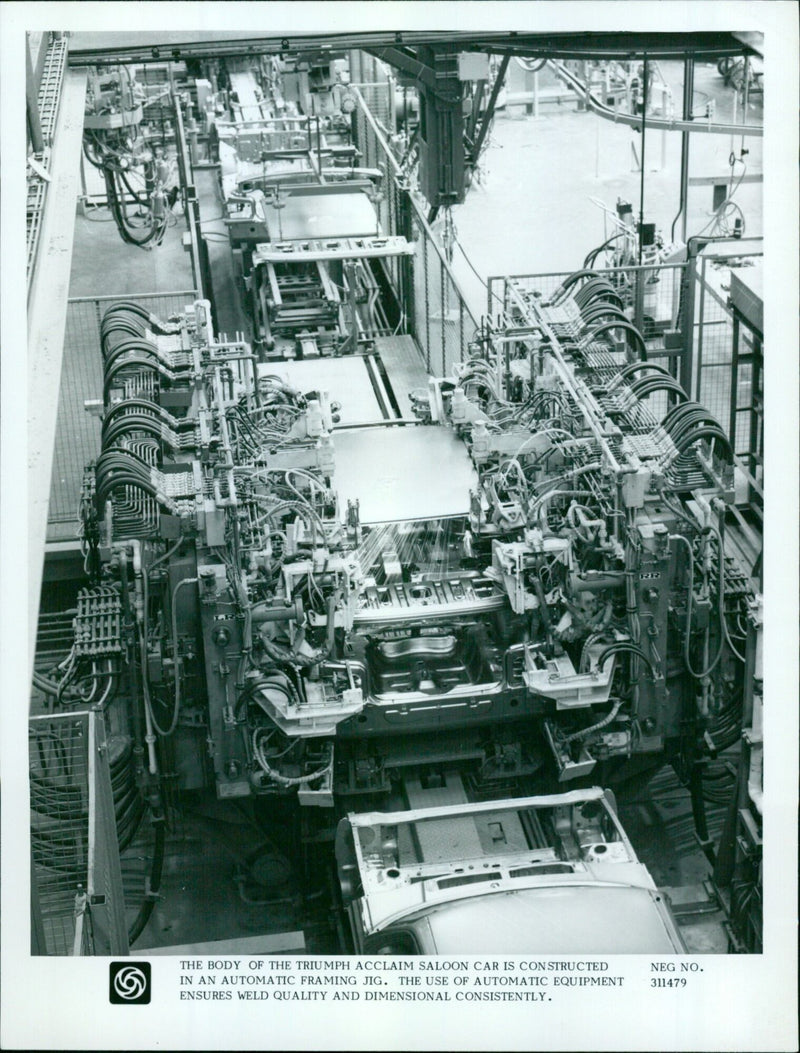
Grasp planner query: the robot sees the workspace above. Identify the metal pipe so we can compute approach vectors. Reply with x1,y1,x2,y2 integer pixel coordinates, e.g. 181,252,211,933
638,56,648,267
550,60,762,138
173,95,205,300
671,56,694,242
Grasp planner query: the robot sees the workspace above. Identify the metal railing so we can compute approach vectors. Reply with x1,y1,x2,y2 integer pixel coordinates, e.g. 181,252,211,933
30,709,129,955
351,83,479,377
47,290,198,542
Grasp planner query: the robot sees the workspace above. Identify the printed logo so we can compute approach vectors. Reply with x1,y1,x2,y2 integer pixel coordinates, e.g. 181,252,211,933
109,961,151,1004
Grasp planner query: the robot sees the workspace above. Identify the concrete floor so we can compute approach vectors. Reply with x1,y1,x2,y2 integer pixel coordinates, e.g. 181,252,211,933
131,794,335,954
69,193,194,297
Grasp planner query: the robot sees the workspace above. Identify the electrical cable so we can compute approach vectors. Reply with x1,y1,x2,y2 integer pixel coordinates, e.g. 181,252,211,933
252,728,331,787
582,318,647,359
127,819,165,946
596,642,655,678
563,697,625,743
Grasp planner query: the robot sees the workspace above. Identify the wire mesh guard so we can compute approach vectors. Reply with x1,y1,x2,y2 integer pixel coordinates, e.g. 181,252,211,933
30,710,129,956
486,252,763,518
30,713,91,954
693,253,763,462
489,263,687,353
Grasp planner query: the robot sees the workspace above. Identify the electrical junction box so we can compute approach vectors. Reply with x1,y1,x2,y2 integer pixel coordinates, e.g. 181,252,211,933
457,52,490,81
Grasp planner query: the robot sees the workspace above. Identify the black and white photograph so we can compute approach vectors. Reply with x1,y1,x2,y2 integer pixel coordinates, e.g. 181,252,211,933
2,2,797,1050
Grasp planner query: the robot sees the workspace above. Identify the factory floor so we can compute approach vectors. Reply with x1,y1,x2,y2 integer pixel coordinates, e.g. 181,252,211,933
127,764,729,956
41,64,754,955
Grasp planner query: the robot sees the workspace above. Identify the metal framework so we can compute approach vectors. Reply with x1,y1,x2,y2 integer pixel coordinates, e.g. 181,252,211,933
67,31,760,67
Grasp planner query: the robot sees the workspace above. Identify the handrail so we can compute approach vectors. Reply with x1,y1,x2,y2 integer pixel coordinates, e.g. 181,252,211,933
67,290,197,304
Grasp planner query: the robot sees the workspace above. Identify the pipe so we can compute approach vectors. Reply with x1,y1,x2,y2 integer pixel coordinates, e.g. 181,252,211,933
251,597,303,623
549,60,762,138
161,577,199,736
118,539,157,775
118,554,145,778
326,588,342,657
638,55,648,267
671,56,694,242
690,763,716,866
570,571,625,592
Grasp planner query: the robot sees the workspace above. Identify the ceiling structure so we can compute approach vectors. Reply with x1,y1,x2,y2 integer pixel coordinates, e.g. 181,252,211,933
67,30,761,66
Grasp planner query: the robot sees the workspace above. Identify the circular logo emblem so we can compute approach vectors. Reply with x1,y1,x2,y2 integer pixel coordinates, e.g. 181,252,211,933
113,965,148,1001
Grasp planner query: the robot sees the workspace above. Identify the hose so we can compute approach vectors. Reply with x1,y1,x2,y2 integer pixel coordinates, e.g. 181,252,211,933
689,763,716,866
579,302,630,328
596,642,656,678
104,167,163,249
548,269,607,305
102,356,159,402
574,278,625,311
629,374,687,401
127,819,165,946
707,523,746,664
582,319,647,359
673,531,725,679
102,337,161,372
563,697,624,743
616,361,670,383
144,576,198,738
670,426,732,465
252,729,331,788
583,233,626,269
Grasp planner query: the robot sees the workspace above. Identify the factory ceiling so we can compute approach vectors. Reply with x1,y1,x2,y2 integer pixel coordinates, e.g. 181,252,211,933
67,29,761,66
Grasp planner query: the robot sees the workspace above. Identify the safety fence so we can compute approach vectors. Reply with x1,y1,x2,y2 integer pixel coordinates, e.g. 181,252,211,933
350,82,479,377
690,249,763,469
47,290,198,543
30,709,129,955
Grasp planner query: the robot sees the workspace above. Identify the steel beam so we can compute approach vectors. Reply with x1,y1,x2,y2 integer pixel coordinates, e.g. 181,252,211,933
25,43,44,154
366,46,437,91
27,66,87,671
675,57,694,243
468,55,510,167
